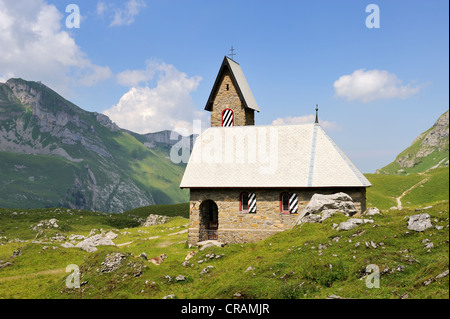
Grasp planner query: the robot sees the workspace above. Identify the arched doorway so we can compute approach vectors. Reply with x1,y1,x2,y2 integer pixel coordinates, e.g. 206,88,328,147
199,199,219,241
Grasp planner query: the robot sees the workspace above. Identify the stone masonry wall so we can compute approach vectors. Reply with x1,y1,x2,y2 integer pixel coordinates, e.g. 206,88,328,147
188,187,366,245
210,70,254,127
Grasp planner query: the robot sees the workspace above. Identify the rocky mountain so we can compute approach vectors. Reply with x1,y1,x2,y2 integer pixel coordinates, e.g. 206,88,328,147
0,78,191,212
377,110,449,175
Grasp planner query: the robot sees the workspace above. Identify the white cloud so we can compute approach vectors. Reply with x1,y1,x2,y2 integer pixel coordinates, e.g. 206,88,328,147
272,114,339,131
0,0,111,93
109,0,146,27
104,62,206,134
116,60,158,86
333,69,421,103
96,2,108,16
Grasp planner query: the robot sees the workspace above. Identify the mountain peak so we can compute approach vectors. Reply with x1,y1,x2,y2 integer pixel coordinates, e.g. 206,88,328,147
378,109,449,175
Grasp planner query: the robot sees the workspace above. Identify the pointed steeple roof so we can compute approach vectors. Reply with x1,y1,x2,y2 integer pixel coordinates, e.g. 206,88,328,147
205,56,260,112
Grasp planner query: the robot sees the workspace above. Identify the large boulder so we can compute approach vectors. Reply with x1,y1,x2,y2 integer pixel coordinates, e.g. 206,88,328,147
407,214,433,232
296,193,358,225
75,234,116,252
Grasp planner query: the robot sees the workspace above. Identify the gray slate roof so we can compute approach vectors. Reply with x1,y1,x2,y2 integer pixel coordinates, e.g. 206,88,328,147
180,123,371,188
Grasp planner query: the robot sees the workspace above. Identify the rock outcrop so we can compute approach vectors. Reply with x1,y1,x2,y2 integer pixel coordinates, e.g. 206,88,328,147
141,214,171,227
296,192,358,224
75,233,116,252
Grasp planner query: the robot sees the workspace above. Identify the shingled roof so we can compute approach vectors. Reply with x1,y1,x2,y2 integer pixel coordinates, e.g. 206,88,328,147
180,123,371,188
204,56,260,112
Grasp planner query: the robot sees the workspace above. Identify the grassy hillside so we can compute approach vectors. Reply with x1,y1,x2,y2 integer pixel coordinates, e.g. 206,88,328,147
365,168,449,210
0,173,448,299
378,110,448,175
0,78,189,212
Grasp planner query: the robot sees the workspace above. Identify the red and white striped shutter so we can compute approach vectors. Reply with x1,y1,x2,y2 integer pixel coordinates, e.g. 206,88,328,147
248,192,256,213
222,109,234,127
289,193,298,214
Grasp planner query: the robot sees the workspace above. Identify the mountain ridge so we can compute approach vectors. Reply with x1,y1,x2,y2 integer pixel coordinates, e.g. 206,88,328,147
0,78,190,212
377,110,449,175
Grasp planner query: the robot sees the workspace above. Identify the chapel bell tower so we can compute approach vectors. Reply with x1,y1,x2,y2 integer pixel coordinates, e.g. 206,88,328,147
204,56,260,127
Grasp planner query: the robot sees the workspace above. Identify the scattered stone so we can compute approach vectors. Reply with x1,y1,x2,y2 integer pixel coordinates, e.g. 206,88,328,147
175,275,186,282
435,270,449,280
142,214,170,227
326,294,347,299
32,219,59,231
423,270,449,286
162,294,175,299
364,207,381,216
318,244,328,250
245,266,255,273
435,225,444,230
394,265,406,272
400,293,409,299
61,242,75,248
407,214,432,232
0,262,13,269
197,240,226,250
11,249,22,258
100,253,126,273
352,230,366,237
337,218,373,231
200,266,214,275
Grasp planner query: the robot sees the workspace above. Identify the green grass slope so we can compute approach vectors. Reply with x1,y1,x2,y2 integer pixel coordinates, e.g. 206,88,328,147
365,167,449,210
0,172,448,299
0,202,447,299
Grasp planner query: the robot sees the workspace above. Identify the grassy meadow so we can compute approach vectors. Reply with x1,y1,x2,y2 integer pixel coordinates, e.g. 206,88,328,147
0,169,448,299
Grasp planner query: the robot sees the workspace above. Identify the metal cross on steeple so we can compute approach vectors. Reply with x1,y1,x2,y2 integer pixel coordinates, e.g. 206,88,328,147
228,46,236,60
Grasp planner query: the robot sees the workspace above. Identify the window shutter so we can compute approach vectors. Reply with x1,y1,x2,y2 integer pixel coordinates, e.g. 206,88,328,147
222,109,234,127
248,192,256,213
289,193,298,214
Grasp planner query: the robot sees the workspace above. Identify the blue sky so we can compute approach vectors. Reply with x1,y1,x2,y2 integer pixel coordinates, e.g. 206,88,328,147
0,0,448,173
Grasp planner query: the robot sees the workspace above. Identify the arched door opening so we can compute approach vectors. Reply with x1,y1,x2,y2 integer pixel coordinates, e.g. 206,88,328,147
199,199,219,241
